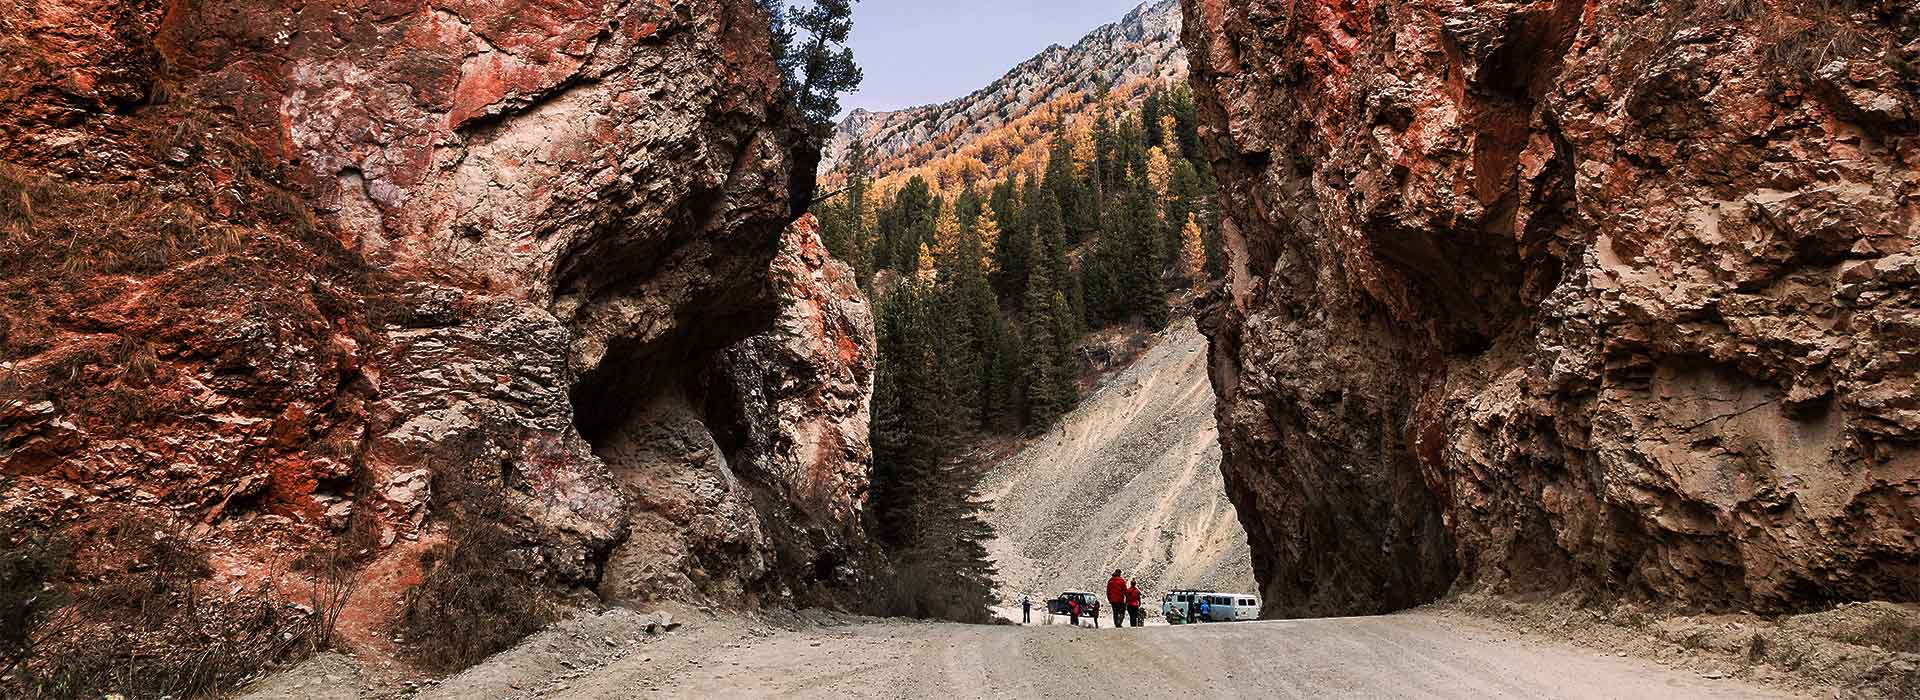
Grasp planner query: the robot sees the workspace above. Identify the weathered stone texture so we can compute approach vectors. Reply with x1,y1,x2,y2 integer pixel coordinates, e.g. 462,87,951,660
1184,0,1920,616
0,0,872,655
597,214,877,607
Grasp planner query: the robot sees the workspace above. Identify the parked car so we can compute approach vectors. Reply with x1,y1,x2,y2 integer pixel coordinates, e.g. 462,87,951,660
1047,590,1100,617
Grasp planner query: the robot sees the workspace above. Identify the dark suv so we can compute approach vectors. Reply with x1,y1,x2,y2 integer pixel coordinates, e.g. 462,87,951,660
1046,590,1100,617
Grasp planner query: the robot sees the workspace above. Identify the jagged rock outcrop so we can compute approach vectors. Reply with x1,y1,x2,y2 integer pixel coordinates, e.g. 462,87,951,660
598,214,876,606
0,0,873,672
820,0,1187,178
1184,0,1919,616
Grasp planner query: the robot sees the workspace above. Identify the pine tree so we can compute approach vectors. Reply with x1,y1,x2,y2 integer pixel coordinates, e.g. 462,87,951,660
817,199,854,263
915,242,936,282
856,187,879,286
1166,158,1203,257
1093,110,1120,196
868,280,998,621
780,0,863,134
870,280,951,548
996,175,1034,302
1031,185,1069,287
1022,262,1066,428
845,139,876,284
886,177,933,271
940,215,1003,429
1121,173,1169,329
1167,84,1202,160
1019,188,1080,429
1117,115,1148,184
1141,88,1164,149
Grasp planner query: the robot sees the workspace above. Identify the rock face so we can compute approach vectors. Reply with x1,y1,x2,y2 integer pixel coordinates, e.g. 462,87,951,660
598,214,877,606
820,0,1187,178
1183,0,1919,616
0,0,872,661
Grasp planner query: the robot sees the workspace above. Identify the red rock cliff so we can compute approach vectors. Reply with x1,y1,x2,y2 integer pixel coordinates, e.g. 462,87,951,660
1183,0,1919,616
0,0,872,671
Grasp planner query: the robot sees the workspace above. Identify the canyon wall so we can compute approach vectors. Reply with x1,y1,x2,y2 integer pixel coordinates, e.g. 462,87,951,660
1183,0,1919,616
0,0,873,668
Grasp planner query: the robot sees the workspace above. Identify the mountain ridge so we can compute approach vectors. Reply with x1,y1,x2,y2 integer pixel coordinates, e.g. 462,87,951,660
820,0,1184,185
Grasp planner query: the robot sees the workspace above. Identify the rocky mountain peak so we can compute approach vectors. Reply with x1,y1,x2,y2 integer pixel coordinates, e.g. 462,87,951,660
819,0,1185,181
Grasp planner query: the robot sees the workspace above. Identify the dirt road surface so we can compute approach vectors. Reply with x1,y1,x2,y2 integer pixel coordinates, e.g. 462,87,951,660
386,607,1802,699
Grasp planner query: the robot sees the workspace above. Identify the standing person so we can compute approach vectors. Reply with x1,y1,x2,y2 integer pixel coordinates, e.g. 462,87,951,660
1092,600,1100,628
1022,594,1032,624
1106,570,1128,628
1126,580,1144,627
1198,596,1212,623
1068,597,1081,628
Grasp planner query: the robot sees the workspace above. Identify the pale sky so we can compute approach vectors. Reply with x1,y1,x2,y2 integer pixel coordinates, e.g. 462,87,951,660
840,0,1148,113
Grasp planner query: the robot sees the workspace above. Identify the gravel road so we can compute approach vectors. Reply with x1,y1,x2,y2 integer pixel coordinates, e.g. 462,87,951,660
402,607,1800,699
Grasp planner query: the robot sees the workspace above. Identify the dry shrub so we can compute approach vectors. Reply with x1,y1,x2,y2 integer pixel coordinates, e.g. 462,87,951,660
294,518,378,652
1720,0,1765,20
1759,0,1882,80
0,516,72,677
0,364,29,417
295,545,360,652
0,162,47,245
862,553,993,623
399,482,556,673
0,161,259,283
1840,614,1920,654
7,515,308,699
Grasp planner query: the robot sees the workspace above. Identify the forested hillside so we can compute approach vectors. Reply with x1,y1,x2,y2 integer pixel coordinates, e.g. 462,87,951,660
816,76,1222,617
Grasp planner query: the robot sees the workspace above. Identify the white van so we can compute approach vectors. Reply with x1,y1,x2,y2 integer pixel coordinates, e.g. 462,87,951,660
1160,590,1212,623
1195,593,1260,622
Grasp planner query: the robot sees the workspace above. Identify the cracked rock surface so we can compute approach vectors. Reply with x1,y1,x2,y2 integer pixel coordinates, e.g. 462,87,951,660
0,0,873,659
1182,0,1919,616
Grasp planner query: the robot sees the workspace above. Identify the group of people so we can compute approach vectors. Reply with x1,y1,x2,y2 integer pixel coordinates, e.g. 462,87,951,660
1106,570,1146,627
1015,569,1150,627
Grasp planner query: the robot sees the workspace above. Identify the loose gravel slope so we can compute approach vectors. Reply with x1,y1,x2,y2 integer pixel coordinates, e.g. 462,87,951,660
980,318,1255,606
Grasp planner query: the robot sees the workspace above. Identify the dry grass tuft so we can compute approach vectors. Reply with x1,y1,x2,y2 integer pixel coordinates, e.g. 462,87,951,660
0,161,265,283
1839,614,1920,654
5,514,308,699
398,480,557,672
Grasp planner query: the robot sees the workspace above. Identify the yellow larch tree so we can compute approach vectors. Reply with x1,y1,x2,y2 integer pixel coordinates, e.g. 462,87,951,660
1069,119,1097,176
1160,114,1181,159
1178,213,1206,281
1147,146,1172,210
932,202,963,264
974,200,1000,272
916,242,937,282
859,193,880,243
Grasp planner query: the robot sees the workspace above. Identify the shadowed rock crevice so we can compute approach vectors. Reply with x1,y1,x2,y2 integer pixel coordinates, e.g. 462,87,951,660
571,215,877,609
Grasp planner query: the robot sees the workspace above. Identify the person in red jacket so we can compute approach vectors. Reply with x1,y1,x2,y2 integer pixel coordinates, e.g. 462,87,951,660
1126,580,1144,627
1106,570,1128,628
